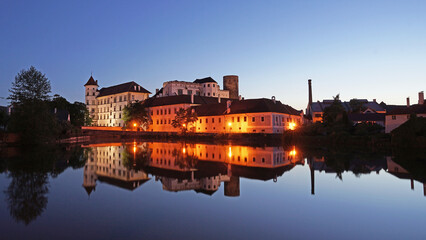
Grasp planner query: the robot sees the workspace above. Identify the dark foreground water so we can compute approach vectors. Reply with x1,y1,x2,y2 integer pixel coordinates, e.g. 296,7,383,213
0,141,425,240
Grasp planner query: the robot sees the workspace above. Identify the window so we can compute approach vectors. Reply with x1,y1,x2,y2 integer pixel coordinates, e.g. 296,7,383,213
208,92,210,96
200,119,202,123
92,92,95,96
252,117,255,122
213,84,215,87
124,96,127,101
196,91,200,96
237,117,240,122
219,118,221,123
212,118,214,123
208,84,210,87
261,117,265,122
178,89,183,95
392,115,396,120
168,108,171,114
188,90,192,95
87,92,89,96
232,117,234,122
253,157,256,162
114,97,117,103
132,95,134,100
206,119,208,123
315,113,322,117
244,116,247,122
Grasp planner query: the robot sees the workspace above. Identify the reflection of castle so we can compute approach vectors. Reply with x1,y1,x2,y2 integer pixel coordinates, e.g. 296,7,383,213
82,142,303,197
146,142,303,196
386,157,426,196
82,143,150,196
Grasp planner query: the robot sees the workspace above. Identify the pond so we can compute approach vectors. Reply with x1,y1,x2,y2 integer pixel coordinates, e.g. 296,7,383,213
0,141,425,240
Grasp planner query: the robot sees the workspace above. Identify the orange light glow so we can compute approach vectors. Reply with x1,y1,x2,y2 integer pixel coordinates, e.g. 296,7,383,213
289,147,297,157
133,123,137,127
228,122,232,127
182,124,186,127
133,146,137,153
182,148,186,154
228,147,232,158
288,122,296,130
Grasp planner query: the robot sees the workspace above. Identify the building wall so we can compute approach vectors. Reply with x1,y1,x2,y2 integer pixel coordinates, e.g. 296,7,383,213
95,92,149,127
385,114,426,133
147,103,193,132
85,85,99,124
161,81,230,98
195,112,302,134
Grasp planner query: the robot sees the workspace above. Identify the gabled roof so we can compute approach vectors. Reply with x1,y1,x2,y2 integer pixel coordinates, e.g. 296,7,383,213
84,76,98,86
386,103,426,115
193,77,217,84
194,98,302,116
143,95,227,107
97,81,151,98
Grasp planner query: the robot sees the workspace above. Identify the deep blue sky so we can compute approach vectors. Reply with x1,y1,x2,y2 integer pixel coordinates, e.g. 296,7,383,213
1,0,425,110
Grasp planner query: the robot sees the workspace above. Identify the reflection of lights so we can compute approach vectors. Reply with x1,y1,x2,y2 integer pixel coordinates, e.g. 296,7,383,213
182,148,186,154
133,123,137,127
182,124,186,127
228,147,232,158
289,122,296,130
289,146,297,156
228,122,232,127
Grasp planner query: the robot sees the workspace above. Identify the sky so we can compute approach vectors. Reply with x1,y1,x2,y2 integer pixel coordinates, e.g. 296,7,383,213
1,0,425,110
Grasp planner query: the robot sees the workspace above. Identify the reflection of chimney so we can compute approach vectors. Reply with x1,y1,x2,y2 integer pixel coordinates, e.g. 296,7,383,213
407,97,410,107
309,157,315,195
308,79,313,106
419,91,424,105
411,179,414,190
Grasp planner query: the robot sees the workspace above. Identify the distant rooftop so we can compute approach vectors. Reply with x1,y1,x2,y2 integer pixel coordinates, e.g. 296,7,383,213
97,81,151,98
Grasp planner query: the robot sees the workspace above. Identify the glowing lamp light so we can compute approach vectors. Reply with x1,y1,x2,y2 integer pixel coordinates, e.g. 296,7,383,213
228,147,232,158
289,123,296,130
289,146,297,157
182,148,186,154
133,146,137,153
133,123,137,127
182,124,186,127
228,122,232,127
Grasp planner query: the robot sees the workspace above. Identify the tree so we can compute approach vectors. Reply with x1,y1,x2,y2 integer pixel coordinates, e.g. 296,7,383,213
349,99,366,113
0,109,9,131
7,67,58,144
323,94,348,126
171,108,198,133
68,101,92,126
8,66,51,105
122,101,150,130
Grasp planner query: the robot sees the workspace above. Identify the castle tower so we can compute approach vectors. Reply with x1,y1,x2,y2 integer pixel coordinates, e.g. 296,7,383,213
223,75,239,99
84,76,99,124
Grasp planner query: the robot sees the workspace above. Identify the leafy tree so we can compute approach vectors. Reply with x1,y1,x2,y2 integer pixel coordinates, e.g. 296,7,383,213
123,101,150,130
7,67,59,144
8,66,51,104
323,94,349,126
0,109,10,131
171,108,198,133
68,101,92,126
349,99,367,113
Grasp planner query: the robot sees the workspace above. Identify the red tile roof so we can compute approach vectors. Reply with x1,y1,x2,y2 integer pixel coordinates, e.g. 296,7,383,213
97,81,151,98
194,98,302,116
386,103,426,115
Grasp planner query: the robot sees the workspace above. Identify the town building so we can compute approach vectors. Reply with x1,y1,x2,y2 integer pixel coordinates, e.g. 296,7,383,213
385,92,426,133
155,75,239,99
84,76,151,127
142,95,302,133
305,79,386,124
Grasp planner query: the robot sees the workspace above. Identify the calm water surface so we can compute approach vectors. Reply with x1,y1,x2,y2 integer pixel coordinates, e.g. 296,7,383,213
0,141,425,240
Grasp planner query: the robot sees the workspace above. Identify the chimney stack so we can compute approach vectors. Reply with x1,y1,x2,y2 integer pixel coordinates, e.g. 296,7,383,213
407,97,410,107
308,79,313,106
226,100,232,114
419,91,424,105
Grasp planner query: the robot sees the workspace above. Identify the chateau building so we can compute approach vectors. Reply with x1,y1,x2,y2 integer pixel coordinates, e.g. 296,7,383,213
155,75,239,99
84,76,151,127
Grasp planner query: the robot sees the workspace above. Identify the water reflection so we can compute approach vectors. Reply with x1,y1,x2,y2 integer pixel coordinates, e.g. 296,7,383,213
82,142,304,197
0,146,88,225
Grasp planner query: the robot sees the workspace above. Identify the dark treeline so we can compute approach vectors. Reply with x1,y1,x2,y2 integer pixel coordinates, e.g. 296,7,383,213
1,66,91,145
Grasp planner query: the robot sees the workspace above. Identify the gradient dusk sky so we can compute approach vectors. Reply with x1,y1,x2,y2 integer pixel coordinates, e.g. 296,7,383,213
1,0,425,110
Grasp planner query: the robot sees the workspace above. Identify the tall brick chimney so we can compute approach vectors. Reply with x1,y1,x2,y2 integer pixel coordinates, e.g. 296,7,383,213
407,97,410,107
419,91,424,105
308,79,313,106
